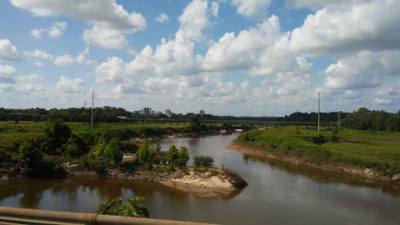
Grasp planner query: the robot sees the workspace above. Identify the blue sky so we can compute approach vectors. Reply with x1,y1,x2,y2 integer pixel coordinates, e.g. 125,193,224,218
0,0,399,116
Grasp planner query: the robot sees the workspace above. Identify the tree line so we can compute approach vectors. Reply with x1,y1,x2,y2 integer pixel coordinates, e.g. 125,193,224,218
342,108,400,132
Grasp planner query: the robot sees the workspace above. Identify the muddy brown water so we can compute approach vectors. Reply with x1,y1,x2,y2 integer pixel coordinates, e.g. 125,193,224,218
1,134,400,225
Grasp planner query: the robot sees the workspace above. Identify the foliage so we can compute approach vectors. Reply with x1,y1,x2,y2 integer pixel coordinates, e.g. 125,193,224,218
136,142,156,165
97,196,149,218
104,138,123,164
177,146,189,167
167,145,179,166
17,137,43,169
194,156,214,167
62,135,82,158
237,126,400,176
312,135,325,145
43,119,72,155
343,108,400,132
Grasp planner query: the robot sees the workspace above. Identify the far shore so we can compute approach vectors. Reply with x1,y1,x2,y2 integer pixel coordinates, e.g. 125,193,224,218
229,141,400,186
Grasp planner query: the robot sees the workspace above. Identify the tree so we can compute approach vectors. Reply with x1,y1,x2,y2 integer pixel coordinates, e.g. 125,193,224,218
136,142,156,165
167,145,179,166
62,136,82,158
43,119,71,154
97,196,149,218
18,137,43,173
104,138,123,164
177,146,189,167
194,156,214,167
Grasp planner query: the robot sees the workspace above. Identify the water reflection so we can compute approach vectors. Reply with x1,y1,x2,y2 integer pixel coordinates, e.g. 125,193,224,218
1,134,400,225
241,153,400,197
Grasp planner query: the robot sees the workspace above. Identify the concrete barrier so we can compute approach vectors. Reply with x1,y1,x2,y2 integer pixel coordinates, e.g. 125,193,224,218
0,206,216,225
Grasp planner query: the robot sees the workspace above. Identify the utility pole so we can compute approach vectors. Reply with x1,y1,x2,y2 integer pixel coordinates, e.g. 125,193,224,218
296,110,299,133
91,90,94,127
338,111,341,136
318,92,320,135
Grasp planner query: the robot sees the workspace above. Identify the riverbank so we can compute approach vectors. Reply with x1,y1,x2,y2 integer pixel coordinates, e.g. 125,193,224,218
62,163,247,198
232,127,400,184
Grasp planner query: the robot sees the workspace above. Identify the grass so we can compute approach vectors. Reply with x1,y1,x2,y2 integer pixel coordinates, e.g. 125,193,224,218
0,121,186,150
237,126,400,176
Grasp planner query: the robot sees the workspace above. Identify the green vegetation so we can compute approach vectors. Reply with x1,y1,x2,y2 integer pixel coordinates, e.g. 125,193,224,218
97,196,149,218
343,107,400,131
194,156,214,168
237,126,400,176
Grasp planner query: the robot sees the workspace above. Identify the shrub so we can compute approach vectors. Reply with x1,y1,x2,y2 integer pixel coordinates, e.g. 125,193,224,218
194,156,214,167
97,196,149,218
177,146,189,167
136,142,156,165
312,135,326,145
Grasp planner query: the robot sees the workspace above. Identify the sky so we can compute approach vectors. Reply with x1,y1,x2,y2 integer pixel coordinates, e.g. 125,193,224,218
0,0,399,116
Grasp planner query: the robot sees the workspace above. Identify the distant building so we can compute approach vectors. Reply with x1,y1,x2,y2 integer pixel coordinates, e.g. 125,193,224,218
165,109,172,118
200,109,205,116
140,107,151,115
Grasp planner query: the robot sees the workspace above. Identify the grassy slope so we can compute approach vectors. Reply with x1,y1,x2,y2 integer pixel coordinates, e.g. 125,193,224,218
236,126,400,176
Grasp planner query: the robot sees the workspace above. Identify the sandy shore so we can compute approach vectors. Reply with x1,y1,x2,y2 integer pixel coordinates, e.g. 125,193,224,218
62,163,247,198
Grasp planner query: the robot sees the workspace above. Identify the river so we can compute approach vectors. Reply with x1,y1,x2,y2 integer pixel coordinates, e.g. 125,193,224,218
1,134,400,224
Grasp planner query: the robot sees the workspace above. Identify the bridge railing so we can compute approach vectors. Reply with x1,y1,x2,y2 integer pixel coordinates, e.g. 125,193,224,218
0,206,216,225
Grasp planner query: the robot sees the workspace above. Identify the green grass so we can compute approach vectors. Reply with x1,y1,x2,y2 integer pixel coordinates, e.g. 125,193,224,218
237,126,400,176
0,121,185,150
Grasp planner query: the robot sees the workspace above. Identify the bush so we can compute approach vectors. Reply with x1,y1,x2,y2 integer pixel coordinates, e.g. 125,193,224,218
194,156,214,167
312,135,326,145
136,142,156,165
97,196,149,218
177,146,189,167
104,138,123,164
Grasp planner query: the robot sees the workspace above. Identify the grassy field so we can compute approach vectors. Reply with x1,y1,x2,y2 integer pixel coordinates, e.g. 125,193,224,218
0,121,186,149
236,126,400,176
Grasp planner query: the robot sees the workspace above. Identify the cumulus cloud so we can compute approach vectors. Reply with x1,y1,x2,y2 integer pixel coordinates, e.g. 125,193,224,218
0,39,19,61
288,0,400,56
0,64,16,84
24,49,53,60
177,0,210,42
54,54,74,66
11,0,146,49
0,64,16,75
155,13,170,23
96,57,125,84
76,47,92,64
31,21,67,39
57,76,86,93
231,0,271,18
324,50,400,92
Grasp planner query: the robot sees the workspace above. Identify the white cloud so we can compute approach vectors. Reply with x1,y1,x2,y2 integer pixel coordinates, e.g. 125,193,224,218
57,76,86,93
11,0,146,49
288,0,400,56
323,50,400,92
0,39,19,61
177,0,210,42
76,47,92,65
211,2,219,17
95,56,125,84
48,21,67,38
284,0,351,9
0,64,16,75
30,29,43,39
31,21,67,39
34,61,43,67
155,13,170,23
0,64,16,84
231,0,271,18
54,54,74,66
24,49,53,60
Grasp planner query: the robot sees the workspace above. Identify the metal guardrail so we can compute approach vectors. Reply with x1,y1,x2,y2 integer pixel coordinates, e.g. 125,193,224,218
0,206,216,225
